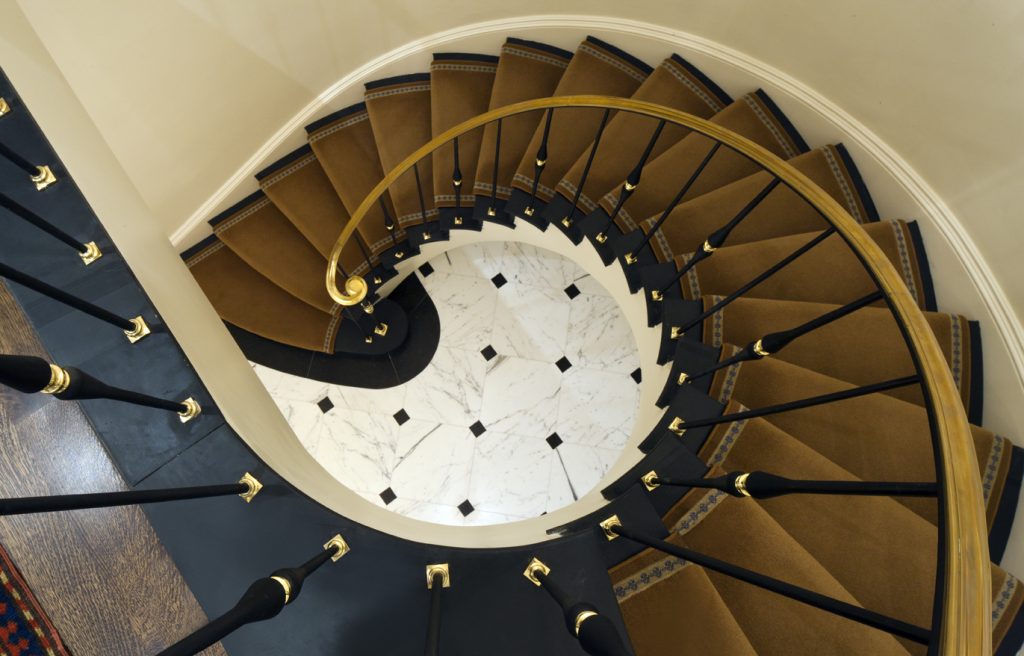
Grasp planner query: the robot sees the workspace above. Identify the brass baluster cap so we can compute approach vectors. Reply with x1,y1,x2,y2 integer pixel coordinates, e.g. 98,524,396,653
426,563,451,589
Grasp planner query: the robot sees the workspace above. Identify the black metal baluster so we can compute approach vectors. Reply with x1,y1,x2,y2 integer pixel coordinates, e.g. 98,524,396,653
663,375,920,437
411,162,440,246
0,354,203,422
0,192,101,264
424,564,449,656
524,558,631,656
484,118,505,223
0,260,151,342
639,470,938,498
557,108,611,243
676,290,884,385
598,517,931,645
0,139,57,190
651,177,781,302
0,473,266,515
522,109,555,224
156,535,350,656
451,136,464,228
667,227,837,340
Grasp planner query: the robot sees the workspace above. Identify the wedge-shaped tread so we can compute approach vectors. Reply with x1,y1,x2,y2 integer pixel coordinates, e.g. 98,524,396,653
365,74,435,229
472,38,572,204
598,90,809,232
430,54,499,208
307,104,404,257
553,54,731,215
510,36,651,203
183,238,340,352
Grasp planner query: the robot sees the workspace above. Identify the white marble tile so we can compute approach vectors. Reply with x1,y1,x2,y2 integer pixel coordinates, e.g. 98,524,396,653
556,368,638,449
311,409,400,493
545,455,576,514
386,498,468,526
558,443,622,497
479,356,562,436
390,423,475,506
404,346,486,426
329,382,408,417
432,241,506,279
571,271,612,297
499,242,578,290
253,364,328,403
421,271,498,352
490,283,570,362
565,293,640,374
460,509,533,526
468,431,555,517
278,400,327,452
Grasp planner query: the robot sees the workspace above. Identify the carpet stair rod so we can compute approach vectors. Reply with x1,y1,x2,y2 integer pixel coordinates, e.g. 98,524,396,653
523,109,555,217
0,473,264,516
671,227,838,337
666,375,920,437
156,535,350,656
424,564,449,656
0,139,57,190
640,470,938,498
599,518,931,645
0,191,101,264
523,558,631,656
560,108,611,228
486,118,503,217
652,176,781,301
0,354,202,422
0,260,150,342
624,136,716,261
677,290,885,385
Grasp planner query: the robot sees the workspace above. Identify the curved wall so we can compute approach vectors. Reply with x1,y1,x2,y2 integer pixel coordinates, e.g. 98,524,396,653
4,2,1022,561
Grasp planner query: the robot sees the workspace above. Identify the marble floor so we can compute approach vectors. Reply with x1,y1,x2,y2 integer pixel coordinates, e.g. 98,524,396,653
254,242,641,526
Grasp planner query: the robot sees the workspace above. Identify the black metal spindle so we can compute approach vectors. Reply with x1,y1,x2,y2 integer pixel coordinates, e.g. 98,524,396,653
0,140,57,190
641,470,938,498
523,109,555,218
677,290,885,385
425,564,448,656
380,197,399,247
452,137,464,226
671,227,837,338
0,474,264,516
600,518,931,644
626,141,721,263
0,192,101,263
486,119,503,218
560,108,611,229
156,535,349,656
412,163,433,243
524,558,631,656
0,354,202,421
665,375,920,436
0,260,151,341
652,177,781,301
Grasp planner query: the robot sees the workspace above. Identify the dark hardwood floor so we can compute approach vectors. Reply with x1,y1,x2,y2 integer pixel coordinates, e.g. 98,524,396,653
0,281,226,656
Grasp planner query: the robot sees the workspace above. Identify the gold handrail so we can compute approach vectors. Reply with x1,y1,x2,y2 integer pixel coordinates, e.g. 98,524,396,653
326,95,989,652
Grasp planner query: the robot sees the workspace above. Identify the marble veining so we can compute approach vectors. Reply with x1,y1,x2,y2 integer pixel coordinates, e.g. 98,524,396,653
254,241,641,526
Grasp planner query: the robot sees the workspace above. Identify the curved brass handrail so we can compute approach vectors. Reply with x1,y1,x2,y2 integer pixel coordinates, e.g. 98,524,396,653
326,95,989,652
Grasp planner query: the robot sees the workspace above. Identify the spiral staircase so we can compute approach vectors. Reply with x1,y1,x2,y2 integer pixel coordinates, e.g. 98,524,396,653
1,33,1022,655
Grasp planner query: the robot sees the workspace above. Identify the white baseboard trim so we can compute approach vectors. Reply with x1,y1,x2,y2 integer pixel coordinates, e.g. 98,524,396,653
168,14,1024,415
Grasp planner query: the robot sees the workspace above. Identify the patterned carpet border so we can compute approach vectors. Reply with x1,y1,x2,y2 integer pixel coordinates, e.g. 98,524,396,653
0,543,67,656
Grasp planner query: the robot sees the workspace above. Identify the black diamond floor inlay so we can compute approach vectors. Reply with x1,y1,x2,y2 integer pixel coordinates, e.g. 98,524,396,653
317,397,334,413
480,345,497,361
491,273,507,289
393,408,410,426
546,432,563,449
379,487,397,505
564,283,580,299
555,356,572,373
630,367,642,384
457,499,475,516
418,262,434,277
470,420,486,437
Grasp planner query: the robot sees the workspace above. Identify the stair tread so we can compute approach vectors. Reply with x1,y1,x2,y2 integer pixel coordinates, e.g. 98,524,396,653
471,38,571,205
430,54,498,208
307,104,406,258
508,37,650,204
596,90,809,233
365,75,436,229
551,54,730,217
